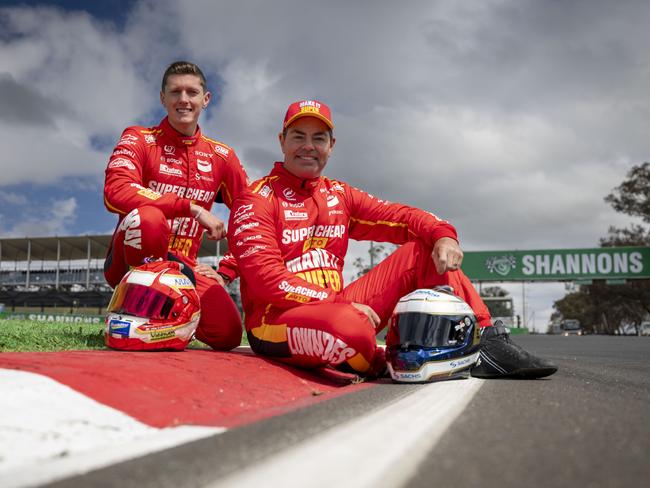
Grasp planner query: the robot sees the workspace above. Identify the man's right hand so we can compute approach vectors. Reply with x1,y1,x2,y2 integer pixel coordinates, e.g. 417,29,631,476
351,302,381,329
194,263,227,286
191,204,226,240
431,236,463,275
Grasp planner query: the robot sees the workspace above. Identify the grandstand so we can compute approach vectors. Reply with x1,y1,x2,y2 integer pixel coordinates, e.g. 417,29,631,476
0,235,228,315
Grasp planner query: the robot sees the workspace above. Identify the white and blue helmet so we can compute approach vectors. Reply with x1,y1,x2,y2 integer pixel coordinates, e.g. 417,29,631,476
387,287,481,383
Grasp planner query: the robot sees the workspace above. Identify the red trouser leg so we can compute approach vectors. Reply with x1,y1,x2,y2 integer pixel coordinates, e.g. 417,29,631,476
253,302,378,373
194,273,243,351
342,240,492,330
248,240,491,373
104,206,170,288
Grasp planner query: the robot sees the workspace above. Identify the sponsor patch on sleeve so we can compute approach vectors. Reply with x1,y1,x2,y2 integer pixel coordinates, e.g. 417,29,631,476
214,144,230,158
136,188,162,200
108,158,136,170
284,293,311,304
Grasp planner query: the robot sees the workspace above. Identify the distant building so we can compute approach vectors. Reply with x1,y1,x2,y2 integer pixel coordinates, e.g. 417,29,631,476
0,235,228,314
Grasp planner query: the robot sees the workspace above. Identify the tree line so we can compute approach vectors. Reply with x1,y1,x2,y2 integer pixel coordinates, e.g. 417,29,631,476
552,162,650,334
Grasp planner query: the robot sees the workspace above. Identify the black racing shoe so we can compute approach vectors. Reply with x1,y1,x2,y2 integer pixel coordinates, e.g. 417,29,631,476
471,322,558,379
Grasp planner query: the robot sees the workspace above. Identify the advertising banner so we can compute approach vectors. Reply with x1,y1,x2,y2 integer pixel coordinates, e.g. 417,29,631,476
0,312,103,324
462,247,650,282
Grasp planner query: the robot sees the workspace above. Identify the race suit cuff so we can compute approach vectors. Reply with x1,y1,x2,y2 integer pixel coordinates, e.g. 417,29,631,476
214,272,230,285
174,198,193,218
216,266,237,283
430,229,459,245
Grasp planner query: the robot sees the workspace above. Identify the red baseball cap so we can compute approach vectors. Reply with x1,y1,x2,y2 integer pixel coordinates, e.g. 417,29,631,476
283,99,334,130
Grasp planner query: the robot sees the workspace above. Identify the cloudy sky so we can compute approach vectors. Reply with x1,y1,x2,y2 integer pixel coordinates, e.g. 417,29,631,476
1,0,648,330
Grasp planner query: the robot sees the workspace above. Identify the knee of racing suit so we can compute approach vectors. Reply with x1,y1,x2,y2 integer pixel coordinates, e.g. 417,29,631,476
194,279,243,351
283,303,378,373
121,206,170,268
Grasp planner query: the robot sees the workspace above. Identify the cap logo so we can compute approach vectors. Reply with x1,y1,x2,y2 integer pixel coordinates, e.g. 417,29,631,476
300,100,321,109
284,99,333,129
300,106,321,115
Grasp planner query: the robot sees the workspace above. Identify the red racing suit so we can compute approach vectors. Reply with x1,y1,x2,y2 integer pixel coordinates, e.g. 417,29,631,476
103,117,249,350
228,162,491,373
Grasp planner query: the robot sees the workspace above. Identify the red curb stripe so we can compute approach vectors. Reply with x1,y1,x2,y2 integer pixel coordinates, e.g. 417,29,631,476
0,350,373,428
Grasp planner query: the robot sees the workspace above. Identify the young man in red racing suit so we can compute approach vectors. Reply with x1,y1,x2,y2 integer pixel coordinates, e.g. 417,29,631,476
104,61,248,351
227,99,491,376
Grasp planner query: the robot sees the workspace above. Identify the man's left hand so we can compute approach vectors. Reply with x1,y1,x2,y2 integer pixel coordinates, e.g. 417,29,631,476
431,237,463,275
351,302,381,329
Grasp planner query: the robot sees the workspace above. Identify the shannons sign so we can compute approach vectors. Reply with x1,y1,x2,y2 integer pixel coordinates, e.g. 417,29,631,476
0,312,103,324
462,247,650,281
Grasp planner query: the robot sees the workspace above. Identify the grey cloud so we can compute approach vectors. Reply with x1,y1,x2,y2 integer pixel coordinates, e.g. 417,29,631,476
241,146,278,177
0,5,152,185
0,190,27,205
2,197,77,238
0,73,63,126
419,0,650,111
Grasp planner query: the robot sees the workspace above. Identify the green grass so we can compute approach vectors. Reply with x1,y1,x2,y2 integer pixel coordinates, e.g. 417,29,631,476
0,320,106,352
0,319,249,352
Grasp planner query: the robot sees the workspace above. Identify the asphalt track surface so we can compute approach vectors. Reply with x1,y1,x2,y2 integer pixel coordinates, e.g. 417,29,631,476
5,335,650,488
411,335,650,488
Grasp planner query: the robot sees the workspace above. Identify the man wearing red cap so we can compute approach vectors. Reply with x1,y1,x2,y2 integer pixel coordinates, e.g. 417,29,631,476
226,99,557,378
103,61,249,351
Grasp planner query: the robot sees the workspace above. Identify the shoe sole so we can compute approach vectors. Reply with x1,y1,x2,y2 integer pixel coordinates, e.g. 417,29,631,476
471,366,558,379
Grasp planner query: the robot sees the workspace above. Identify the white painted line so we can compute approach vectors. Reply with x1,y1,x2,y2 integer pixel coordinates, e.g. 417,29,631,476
209,377,484,488
0,369,224,488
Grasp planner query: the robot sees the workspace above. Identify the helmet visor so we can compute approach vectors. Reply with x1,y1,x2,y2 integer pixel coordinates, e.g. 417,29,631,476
394,312,473,347
107,283,174,320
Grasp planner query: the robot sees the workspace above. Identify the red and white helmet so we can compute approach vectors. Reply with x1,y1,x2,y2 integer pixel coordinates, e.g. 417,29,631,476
105,260,201,351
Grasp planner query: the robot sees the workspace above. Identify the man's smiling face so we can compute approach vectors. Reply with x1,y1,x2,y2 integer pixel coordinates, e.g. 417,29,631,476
279,117,335,179
160,74,210,136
